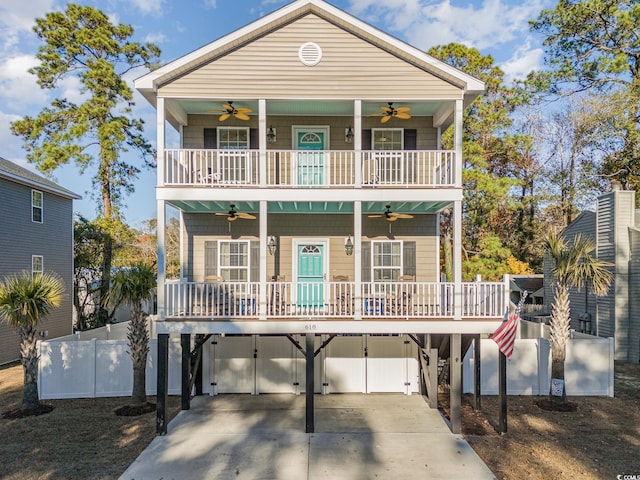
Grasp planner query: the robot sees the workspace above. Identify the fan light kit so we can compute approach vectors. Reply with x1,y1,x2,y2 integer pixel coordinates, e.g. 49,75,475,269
367,102,412,123
208,102,253,121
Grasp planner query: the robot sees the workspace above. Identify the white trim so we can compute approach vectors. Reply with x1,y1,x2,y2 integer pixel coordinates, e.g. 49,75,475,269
292,125,330,149
156,319,503,335
32,255,43,276
31,189,43,224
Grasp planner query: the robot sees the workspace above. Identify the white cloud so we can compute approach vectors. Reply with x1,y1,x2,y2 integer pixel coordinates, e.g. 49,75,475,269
204,0,217,8
125,0,166,16
0,54,48,109
0,0,55,53
145,32,167,44
0,111,24,160
502,43,544,81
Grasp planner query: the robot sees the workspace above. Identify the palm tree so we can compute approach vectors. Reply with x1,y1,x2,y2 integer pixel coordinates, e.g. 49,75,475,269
545,230,613,405
0,271,64,411
109,264,156,407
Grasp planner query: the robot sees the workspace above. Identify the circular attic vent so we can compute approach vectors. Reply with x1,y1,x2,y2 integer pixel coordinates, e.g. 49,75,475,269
298,42,322,66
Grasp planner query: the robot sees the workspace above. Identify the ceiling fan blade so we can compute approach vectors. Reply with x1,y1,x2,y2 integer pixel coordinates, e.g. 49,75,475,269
227,215,238,222
394,213,414,219
235,107,253,113
395,107,411,113
386,216,399,222
222,103,234,111
237,212,256,220
396,112,412,120
234,112,251,121
215,212,230,217
219,113,231,122
380,106,393,112
368,214,384,218
381,115,392,123
366,113,384,117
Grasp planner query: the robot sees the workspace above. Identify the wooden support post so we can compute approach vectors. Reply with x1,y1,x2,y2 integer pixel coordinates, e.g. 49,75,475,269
181,334,190,411
450,333,462,434
195,334,204,396
305,333,315,433
156,333,169,435
474,334,481,411
498,350,507,434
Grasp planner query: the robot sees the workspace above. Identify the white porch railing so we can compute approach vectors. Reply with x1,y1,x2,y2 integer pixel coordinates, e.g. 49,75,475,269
165,281,505,319
163,149,455,187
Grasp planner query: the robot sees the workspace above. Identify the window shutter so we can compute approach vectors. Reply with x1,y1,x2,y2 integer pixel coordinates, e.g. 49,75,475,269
404,129,417,150
361,129,372,150
250,241,259,282
204,128,217,149
403,241,416,277
361,241,371,282
204,241,218,277
250,129,259,149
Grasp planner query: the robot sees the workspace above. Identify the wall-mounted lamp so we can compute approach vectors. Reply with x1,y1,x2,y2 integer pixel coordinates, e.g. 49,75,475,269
267,235,278,255
344,234,354,256
345,126,354,143
267,126,277,143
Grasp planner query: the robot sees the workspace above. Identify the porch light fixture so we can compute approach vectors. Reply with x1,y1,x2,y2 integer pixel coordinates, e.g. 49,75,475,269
345,126,354,143
267,235,278,255
267,126,277,143
344,235,354,256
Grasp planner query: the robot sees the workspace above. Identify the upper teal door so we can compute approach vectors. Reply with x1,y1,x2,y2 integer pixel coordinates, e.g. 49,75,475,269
297,244,324,309
297,131,324,186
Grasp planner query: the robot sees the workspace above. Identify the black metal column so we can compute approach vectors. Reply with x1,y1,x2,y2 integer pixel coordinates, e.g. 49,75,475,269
474,334,481,411
305,333,314,433
181,334,191,410
156,333,169,435
450,333,461,434
498,350,507,433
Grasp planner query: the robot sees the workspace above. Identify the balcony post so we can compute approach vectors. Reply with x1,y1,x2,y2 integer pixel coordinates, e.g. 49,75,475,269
453,200,462,320
354,100,362,188
454,98,463,187
157,97,165,186
259,200,268,319
157,199,166,321
354,201,362,319
259,99,267,187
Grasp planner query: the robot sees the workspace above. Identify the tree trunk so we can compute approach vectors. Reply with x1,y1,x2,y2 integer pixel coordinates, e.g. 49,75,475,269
20,326,40,410
128,308,150,406
549,283,570,404
97,233,113,327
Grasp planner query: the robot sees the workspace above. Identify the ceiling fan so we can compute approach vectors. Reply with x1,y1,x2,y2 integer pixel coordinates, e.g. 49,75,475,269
368,205,414,222
215,204,256,222
367,102,412,123
209,101,252,121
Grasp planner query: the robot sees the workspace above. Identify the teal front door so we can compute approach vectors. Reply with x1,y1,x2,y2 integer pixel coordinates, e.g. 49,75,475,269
297,244,324,311
297,131,324,186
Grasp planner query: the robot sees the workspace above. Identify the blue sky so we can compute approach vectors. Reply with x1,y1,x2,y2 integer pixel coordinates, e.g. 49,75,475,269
0,0,552,226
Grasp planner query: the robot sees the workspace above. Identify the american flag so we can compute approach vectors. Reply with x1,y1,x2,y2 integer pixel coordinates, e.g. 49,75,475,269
492,291,528,359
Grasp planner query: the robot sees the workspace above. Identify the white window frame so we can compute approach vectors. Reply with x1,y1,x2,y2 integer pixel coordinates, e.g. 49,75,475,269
371,240,403,282
32,255,43,277
217,126,250,149
372,128,404,150
32,190,43,223
218,240,250,282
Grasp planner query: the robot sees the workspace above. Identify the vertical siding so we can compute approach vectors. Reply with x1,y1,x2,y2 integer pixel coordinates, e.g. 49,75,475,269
596,194,616,340
629,227,640,362
182,213,437,282
0,179,74,364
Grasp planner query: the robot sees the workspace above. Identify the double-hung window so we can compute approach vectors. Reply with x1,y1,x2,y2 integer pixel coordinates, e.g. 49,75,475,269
219,241,250,282
32,190,43,223
32,255,43,277
218,127,250,183
372,241,402,282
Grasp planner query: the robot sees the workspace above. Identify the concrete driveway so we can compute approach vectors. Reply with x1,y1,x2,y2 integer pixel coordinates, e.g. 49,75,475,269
119,394,495,480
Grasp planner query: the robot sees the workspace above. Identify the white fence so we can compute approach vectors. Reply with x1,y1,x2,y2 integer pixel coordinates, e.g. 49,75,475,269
462,337,615,396
38,336,181,400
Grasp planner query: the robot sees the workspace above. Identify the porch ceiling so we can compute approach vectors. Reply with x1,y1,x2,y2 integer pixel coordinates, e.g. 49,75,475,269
173,99,444,117
167,200,451,214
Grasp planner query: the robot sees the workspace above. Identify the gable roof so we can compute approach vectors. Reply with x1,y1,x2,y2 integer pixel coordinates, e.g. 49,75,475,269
0,157,81,200
135,0,483,102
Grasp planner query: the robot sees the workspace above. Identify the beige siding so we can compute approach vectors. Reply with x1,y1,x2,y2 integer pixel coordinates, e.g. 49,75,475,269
183,115,438,150
159,14,461,100
183,213,437,282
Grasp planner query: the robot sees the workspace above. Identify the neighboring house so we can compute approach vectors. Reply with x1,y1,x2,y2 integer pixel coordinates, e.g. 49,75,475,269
544,184,640,362
0,157,80,365
135,0,508,432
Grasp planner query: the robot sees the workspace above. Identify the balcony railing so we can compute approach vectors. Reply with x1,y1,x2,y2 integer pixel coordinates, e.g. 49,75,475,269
163,149,455,188
164,281,505,319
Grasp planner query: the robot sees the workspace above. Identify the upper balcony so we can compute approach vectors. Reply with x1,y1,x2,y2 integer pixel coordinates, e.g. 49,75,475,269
162,148,456,189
